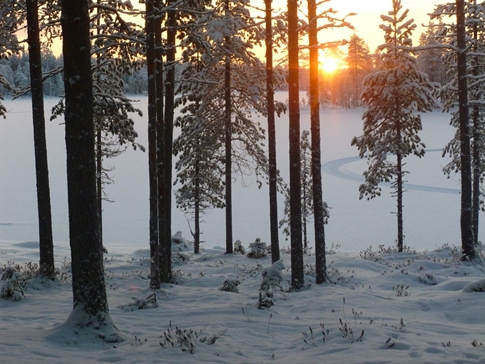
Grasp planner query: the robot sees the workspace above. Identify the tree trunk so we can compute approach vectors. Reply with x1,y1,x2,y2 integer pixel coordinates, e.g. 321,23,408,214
194,155,201,254
224,0,233,254
61,0,117,335
146,0,160,289
160,0,176,282
471,19,480,247
26,0,55,278
96,128,103,247
308,0,326,283
396,152,404,252
224,53,233,254
154,0,166,284
472,104,480,246
265,0,280,263
456,0,475,260
288,0,304,289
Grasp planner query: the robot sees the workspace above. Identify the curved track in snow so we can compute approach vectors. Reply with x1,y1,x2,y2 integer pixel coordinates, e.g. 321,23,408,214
322,149,460,195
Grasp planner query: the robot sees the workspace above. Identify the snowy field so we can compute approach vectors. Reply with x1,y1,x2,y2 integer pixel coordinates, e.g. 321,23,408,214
0,95,480,254
1,241,485,363
1,96,485,363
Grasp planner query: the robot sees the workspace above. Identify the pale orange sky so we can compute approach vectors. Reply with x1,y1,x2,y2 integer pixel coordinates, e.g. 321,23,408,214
273,0,439,52
43,0,439,58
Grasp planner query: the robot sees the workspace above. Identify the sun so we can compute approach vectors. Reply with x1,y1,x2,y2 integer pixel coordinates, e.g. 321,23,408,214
321,57,339,73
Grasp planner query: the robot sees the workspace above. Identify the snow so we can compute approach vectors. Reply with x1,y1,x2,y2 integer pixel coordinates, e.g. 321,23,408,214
1,96,482,255
2,95,485,362
1,241,485,363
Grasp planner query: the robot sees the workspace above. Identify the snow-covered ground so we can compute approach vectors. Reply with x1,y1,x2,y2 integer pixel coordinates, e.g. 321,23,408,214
1,96,485,363
1,241,485,363
0,96,477,254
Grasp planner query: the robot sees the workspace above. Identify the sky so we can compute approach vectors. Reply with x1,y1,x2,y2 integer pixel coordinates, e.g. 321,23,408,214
39,0,440,58
272,0,439,53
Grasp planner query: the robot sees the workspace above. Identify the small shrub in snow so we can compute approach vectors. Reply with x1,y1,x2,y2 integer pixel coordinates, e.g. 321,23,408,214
220,278,240,293
159,321,227,353
339,318,364,343
393,284,409,296
258,260,284,309
172,231,190,253
472,339,484,348
119,292,158,311
234,240,245,255
247,238,268,259
417,272,437,285
1,266,26,301
463,279,485,293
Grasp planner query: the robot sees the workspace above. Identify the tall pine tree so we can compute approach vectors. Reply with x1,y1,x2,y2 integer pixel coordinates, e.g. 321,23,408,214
351,0,437,252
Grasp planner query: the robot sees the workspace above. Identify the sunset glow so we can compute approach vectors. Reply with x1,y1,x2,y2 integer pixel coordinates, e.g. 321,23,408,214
321,57,339,73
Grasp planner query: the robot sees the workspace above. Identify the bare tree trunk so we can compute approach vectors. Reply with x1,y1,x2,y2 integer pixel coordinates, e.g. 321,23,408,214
456,0,475,260
61,0,114,325
194,156,201,254
146,0,160,289
288,0,303,289
396,151,404,252
265,0,280,263
26,0,55,278
160,0,176,282
96,128,103,247
308,0,326,283
472,17,481,247
224,53,233,254
224,0,233,254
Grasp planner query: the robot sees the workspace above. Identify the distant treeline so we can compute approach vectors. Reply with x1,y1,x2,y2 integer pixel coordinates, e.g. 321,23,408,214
0,50,148,97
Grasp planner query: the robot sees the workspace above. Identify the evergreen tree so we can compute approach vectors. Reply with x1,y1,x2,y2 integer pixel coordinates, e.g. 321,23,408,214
176,0,272,255
265,0,280,263
288,0,303,289
174,63,226,253
0,12,17,114
27,0,55,278
417,22,446,84
279,130,329,251
351,0,437,252
345,34,372,107
59,0,120,341
432,1,479,259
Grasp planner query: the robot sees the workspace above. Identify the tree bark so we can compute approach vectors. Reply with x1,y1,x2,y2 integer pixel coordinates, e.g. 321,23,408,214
61,0,114,326
146,0,160,289
456,0,475,260
160,0,176,282
265,0,280,263
224,0,233,254
308,0,326,283
288,0,304,289
26,0,55,278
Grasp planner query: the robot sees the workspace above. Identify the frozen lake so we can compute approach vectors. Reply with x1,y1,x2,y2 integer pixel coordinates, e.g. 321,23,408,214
0,95,477,254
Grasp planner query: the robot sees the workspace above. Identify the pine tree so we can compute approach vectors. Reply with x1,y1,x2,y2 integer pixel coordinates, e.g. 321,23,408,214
280,130,329,251
59,0,120,341
417,22,446,84
0,0,21,117
432,1,479,259
351,0,437,252
174,64,226,253
176,0,272,254
346,34,372,107
288,0,303,289
27,0,55,278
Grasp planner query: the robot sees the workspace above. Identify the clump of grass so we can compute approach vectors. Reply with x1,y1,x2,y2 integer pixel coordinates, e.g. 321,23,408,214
159,321,226,353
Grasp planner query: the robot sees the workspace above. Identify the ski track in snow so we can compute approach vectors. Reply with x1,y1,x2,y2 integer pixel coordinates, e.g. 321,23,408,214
322,149,460,195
